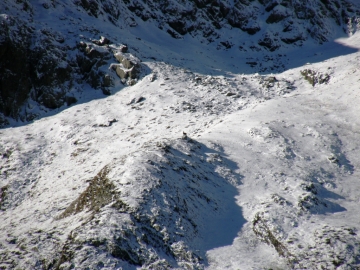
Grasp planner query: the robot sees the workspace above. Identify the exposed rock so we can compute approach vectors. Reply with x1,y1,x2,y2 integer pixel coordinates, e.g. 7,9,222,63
119,44,128,52
57,165,127,220
300,69,331,86
258,33,280,51
113,51,141,83
266,6,290,24
92,36,110,46
253,211,296,261
0,11,137,125
0,15,32,120
148,73,156,82
0,13,77,119
114,52,139,69
75,0,100,18
219,40,233,49
127,79,137,86
281,34,304,44
127,96,145,105
121,0,359,46
65,96,77,106
102,74,113,87
261,76,278,88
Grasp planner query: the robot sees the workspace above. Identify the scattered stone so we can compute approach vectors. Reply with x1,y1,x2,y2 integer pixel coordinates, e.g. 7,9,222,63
108,118,118,126
128,79,137,86
262,76,278,88
195,77,202,83
94,119,118,128
220,41,233,49
328,155,339,164
246,61,258,67
271,193,287,205
127,96,145,105
258,33,280,51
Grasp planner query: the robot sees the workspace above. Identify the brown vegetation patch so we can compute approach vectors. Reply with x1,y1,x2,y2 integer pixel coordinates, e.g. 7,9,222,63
57,165,128,219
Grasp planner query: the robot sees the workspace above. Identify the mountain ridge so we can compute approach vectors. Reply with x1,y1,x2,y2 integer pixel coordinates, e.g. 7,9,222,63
1,1,360,269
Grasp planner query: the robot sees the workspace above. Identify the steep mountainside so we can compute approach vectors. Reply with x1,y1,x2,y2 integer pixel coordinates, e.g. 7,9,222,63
1,1,360,270
0,0,359,124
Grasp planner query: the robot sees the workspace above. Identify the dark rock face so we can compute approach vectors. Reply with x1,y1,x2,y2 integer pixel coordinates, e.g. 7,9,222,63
76,41,114,93
68,0,360,46
0,15,32,121
119,0,359,44
266,6,290,24
0,14,76,122
258,33,280,51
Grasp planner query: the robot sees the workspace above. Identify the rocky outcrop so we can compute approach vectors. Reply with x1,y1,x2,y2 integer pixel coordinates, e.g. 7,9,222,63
112,52,141,85
76,39,114,94
0,14,76,122
0,15,33,122
119,0,360,47
69,0,360,48
0,7,143,125
300,69,331,86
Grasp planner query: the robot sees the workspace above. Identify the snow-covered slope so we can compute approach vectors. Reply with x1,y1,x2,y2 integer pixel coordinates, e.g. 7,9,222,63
1,0,360,124
1,1,360,269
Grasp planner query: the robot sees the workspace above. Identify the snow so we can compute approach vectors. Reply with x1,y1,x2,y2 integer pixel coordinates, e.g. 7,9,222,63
1,0,360,269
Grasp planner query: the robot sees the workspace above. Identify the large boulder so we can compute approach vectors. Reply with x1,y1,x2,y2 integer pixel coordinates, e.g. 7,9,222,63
113,52,141,83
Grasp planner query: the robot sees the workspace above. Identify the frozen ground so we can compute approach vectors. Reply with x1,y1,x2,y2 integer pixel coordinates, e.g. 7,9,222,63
1,3,360,268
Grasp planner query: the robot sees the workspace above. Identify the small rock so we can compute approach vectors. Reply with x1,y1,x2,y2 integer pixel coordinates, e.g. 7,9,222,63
119,45,128,53
55,36,65,44
328,155,339,164
65,96,77,106
135,96,145,103
108,119,117,126
78,41,87,48
128,79,137,86
148,73,156,82
127,96,145,105
103,74,113,87
92,36,110,46
99,36,110,45
85,46,107,59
